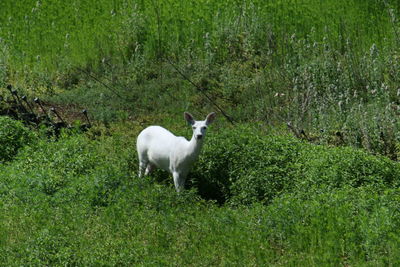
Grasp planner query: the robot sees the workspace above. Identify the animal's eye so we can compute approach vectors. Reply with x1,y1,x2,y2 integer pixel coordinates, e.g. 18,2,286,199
192,126,196,130
202,126,207,130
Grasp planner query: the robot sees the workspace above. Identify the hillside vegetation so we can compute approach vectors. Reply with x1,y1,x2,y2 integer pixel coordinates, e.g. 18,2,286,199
1,0,400,265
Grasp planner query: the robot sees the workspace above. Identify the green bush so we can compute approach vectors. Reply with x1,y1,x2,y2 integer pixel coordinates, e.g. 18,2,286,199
0,116,36,162
190,125,304,204
300,145,400,191
191,125,400,205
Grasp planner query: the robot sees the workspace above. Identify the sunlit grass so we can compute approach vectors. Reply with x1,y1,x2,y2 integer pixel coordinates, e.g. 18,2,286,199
0,0,398,86
1,1,400,265
1,124,400,265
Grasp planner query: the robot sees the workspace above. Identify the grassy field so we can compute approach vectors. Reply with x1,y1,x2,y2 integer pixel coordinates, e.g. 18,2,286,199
1,119,400,265
1,0,400,265
1,0,399,156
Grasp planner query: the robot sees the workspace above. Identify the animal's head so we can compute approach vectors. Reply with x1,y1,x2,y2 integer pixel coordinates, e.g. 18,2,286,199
184,112,216,141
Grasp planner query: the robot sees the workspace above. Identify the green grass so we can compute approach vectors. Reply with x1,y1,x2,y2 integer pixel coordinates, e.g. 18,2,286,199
5,0,393,157
1,0,398,86
0,122,400,265
2,0,400,265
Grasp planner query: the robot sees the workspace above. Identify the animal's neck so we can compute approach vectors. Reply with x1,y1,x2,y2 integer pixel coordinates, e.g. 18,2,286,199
187,135,204,160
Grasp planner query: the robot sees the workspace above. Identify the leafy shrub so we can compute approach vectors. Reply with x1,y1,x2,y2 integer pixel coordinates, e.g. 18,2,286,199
191,125,304,204
0,134,102,205
0,116,36,162
191,125,400,205
17,134,100,177
1,128,141,208
300,145,400,191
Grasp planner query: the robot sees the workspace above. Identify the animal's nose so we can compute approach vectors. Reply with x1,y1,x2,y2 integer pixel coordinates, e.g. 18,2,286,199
196,134,203,140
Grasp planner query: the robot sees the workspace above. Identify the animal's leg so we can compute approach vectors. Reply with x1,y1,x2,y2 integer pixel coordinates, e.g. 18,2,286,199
145,163,155,176
138,160,147,178
173,172,185,192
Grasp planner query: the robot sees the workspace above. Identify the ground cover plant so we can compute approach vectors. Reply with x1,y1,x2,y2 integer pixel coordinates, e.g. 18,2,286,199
1,0,400,265
1,123,400,265
0,116,36,162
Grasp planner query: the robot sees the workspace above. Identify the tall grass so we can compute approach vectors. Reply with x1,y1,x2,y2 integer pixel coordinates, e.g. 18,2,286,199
0,0,398,85
1,1,400,157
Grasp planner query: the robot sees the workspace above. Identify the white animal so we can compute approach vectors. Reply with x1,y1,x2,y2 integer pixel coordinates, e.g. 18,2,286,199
136,112,216,192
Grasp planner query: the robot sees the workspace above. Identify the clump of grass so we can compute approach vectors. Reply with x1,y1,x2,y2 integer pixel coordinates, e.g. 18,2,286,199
0,116,36,162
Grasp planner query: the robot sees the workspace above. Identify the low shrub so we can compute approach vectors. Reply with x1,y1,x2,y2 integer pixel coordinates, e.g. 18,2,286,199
300,145,400,191
0,131,137,207
190,125,304,204
191,125,400,205
0,116,36,162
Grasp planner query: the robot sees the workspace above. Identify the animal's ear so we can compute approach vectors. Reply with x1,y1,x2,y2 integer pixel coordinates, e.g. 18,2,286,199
184,112,195,125
205,112,216,125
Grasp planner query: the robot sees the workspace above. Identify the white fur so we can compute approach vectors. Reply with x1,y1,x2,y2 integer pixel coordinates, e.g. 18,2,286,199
136,112,216,192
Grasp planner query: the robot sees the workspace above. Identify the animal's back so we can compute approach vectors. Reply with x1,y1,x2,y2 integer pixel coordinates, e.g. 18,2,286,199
137,126,180,171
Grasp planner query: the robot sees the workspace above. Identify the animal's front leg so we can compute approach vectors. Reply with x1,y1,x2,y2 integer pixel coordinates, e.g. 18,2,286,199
172,172,185,192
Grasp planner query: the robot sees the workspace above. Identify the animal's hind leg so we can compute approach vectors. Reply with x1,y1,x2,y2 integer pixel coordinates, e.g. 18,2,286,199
138,160,148,178
145,163,155,176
